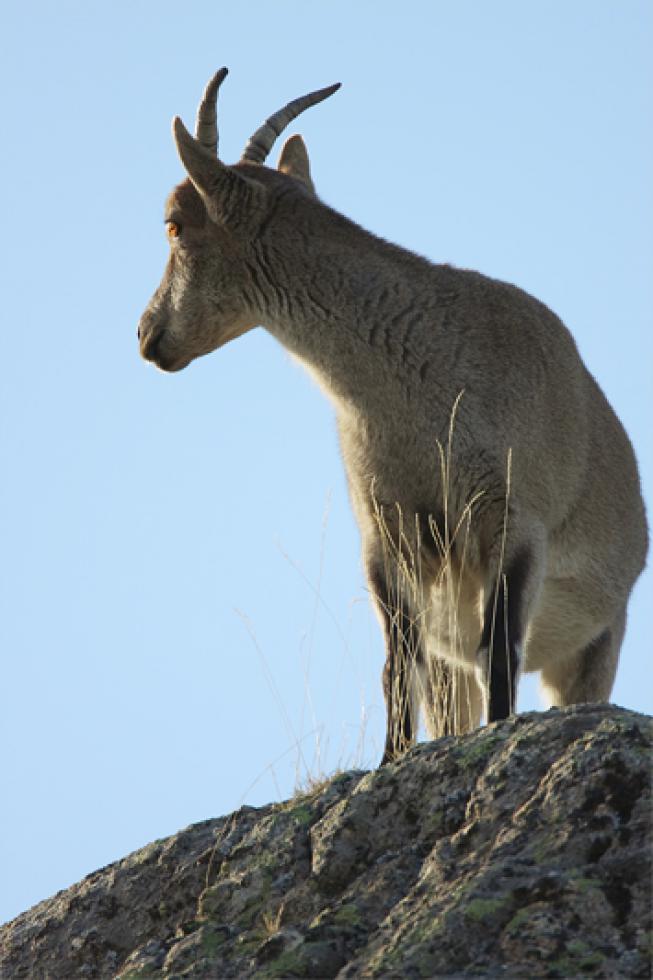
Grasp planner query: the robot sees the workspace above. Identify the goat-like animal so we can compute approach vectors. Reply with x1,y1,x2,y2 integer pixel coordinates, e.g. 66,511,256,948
139,69,648,764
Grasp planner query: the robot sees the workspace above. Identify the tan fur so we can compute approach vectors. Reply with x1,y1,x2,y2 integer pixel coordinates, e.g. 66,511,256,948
139,73,648,764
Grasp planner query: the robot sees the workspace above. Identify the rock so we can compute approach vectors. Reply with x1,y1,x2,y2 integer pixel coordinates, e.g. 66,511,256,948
1,704,651,978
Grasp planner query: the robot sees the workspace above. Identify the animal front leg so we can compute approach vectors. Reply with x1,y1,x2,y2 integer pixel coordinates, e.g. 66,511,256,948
380,622,417,764
371,568,424,765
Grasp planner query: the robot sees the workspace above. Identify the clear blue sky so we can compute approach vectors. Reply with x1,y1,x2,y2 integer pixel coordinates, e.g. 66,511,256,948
1,1,651,926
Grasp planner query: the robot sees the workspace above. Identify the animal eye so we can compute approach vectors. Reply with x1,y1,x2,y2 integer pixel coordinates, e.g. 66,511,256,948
166,220,181,240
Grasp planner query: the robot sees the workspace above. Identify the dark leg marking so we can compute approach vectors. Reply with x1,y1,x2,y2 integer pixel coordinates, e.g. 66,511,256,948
480,547,531,722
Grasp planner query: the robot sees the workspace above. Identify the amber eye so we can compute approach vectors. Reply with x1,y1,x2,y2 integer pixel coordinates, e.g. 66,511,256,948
166,220,181,240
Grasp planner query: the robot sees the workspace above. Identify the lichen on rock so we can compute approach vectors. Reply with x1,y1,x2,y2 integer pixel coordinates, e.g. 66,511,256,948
1,704,651,978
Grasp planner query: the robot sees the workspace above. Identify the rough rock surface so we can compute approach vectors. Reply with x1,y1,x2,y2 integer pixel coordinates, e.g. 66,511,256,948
1,704,651,979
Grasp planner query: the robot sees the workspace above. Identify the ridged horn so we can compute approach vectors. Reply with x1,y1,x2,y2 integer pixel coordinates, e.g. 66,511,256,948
241,82,341,164
173,115,265,227
194,67,228,156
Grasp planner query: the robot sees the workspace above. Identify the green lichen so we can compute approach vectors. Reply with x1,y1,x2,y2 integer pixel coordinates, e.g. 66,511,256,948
416,951,441,978
578,952,607,970
399,915,444,945
464,896,509,921
424,809,445,837
371,930,441,977
531,832,559,864
232,929,265,957
641,929,653,951
237,896,269,929
252,849,279,875
456,733,504,766
332,902,361,927
263,948,308,978
201,926,228,957
567,875,602,894
565,939,591,956
550,939,606,975
504,906,534,934
199,877,237,919
285,803,313,826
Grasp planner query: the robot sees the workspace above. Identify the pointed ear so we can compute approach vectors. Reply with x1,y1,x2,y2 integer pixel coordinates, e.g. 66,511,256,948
277,135,315,194
172,116,266,228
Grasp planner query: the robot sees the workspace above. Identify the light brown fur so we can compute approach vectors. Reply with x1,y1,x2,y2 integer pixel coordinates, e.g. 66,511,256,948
139,72,648,764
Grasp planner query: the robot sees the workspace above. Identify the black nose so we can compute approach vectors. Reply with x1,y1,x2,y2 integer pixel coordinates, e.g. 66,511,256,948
142,329,165,362
138,312,166,362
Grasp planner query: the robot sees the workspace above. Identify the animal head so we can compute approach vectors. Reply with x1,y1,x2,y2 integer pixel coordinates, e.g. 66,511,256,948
138,68,340,372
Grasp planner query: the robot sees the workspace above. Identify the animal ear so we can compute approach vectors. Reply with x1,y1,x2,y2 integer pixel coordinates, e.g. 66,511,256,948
277,135,315,194
172,116,266,228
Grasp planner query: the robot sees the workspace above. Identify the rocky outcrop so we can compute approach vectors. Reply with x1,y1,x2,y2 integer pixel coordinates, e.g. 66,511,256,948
1,704,651,978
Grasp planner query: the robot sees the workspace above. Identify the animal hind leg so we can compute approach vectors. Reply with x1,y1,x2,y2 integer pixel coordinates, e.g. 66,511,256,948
540,607,625,706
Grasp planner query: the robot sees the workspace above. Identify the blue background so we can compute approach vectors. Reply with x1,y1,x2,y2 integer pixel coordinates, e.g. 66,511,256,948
1,0,650,925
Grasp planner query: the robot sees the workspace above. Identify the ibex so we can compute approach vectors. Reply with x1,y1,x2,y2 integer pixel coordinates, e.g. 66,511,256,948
139,69,647,764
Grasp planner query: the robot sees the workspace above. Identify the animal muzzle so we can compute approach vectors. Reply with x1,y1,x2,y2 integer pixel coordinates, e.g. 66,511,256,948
138,320,165,363
138,311,181,370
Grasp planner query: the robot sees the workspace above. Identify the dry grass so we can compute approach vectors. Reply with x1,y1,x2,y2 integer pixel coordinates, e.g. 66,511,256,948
234,494,374,805
371,391,513,755
238,390,515,791
260,902,285,938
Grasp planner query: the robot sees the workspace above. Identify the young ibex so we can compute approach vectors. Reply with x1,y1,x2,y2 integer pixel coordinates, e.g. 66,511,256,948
139,69,647,764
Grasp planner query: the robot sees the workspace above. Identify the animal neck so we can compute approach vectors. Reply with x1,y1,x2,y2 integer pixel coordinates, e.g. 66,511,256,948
255,200,444,413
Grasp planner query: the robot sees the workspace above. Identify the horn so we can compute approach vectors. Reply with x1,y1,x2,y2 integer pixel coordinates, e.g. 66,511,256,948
194,66,228,156
173,117,265,228
241,82,341,164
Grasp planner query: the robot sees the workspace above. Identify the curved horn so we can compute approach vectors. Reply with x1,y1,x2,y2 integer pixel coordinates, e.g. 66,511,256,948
173,116,265,227
194,67,228,156
241,82,341,164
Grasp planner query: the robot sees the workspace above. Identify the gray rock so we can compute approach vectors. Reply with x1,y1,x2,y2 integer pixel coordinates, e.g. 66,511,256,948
1,705,650,978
